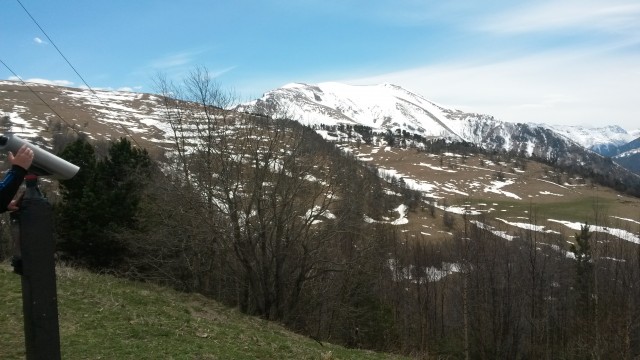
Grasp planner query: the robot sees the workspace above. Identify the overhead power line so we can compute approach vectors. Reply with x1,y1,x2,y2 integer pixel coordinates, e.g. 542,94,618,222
15,0,141,147
0,58,82,136
15,0,94,96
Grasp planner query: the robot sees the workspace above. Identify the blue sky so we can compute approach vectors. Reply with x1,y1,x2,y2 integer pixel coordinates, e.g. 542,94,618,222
1,0,639,129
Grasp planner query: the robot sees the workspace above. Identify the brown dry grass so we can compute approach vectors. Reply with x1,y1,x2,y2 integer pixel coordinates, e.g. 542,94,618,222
350,143,640,242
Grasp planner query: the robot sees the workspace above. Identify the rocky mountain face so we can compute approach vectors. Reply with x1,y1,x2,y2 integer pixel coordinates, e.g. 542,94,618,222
539,124,640,176
612,137,640,174
545,125,635,156
542,124,640,175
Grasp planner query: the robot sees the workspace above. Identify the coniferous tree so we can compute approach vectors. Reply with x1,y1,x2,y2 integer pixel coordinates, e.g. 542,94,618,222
569,223,595,357
56,138,151,269
55,139,97,263
570,223,593,311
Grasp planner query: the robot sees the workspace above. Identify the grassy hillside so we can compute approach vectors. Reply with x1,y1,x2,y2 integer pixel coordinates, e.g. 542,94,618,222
0,264,406,360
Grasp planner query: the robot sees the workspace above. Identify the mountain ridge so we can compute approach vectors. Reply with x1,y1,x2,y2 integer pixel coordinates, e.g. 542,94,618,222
546,124,638,156
237,82,640,179
1,79,638,186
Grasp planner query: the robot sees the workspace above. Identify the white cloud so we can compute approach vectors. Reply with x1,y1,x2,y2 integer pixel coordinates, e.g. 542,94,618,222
33,37,47,45
317,0,639,131
117,86,143,92
479,0,640,37
76,85,143,92
339,48,640,130
8,76,73,87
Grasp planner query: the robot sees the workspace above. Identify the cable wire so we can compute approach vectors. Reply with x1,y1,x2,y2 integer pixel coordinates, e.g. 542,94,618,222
15,0,141,147
0,58,83,136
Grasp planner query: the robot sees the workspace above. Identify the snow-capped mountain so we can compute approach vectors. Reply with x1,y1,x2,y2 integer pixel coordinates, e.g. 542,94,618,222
238,82,640,179
612,137,640,174
541,124,640,174
545,124,637,157
238,82,586,161
239,82,475,139
1,79,637,181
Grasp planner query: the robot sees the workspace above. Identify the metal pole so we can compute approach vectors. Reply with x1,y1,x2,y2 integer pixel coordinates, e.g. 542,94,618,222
13,174,61,360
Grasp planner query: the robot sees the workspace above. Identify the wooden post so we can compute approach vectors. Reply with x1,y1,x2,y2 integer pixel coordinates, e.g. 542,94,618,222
14,175,61,360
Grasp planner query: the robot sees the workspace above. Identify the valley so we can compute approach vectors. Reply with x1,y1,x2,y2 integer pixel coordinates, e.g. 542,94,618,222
1,79,640,358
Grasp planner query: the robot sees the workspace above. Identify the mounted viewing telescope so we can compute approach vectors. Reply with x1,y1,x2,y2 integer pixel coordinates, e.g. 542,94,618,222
0,133,79,179
0,133,80,360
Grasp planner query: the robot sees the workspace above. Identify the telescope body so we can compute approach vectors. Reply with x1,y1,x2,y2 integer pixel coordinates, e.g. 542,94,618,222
0,133,79,179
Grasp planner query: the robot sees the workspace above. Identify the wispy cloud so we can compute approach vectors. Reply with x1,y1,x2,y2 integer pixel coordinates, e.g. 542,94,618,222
149,50,206,70
340,48,640,129
332,0,640,130
210,66,237,78
150,54,191,69
479,0,640,37
33,37,47,45
141,50,236,90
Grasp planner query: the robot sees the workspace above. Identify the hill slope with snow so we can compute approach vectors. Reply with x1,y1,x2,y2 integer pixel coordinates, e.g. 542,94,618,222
239,83,589,161
0,80,638,241
0,80,171,153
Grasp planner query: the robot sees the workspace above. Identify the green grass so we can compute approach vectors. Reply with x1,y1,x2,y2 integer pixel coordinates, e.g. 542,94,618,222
0,264,406,360
472,196,615,224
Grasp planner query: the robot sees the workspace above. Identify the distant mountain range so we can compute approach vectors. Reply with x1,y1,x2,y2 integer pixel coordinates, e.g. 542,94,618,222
546,124,640,174
0,79,638,180
545,124,636,155
237,82,640,175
